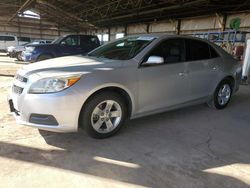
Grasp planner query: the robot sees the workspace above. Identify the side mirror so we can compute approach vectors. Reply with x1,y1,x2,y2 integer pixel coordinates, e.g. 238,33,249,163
144,56,164,65
60,41,66,46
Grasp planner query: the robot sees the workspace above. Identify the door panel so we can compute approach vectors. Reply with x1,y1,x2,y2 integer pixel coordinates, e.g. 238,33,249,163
138,38,190,113
185,39,220,100
5,36,17,49
187,58,220,100
138,63,189,113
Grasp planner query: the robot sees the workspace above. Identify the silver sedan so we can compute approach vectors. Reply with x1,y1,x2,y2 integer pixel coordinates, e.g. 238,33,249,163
8,35,242,138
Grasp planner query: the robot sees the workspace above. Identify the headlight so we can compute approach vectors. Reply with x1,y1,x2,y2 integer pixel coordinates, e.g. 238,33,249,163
25,46,35,53
29,75,81,94
7,46,14,52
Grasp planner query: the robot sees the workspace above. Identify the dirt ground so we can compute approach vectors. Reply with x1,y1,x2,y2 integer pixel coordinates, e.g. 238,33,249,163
0,56,250,188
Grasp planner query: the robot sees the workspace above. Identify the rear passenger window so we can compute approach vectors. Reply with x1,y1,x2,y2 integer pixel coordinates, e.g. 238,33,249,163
62,36,80,46
186,39,210,61
81,36,99,47
90,37,99,45
209,46,219,58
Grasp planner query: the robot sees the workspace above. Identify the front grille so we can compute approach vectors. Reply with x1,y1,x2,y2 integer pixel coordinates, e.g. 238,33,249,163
15,74,28,83
12,85,24,95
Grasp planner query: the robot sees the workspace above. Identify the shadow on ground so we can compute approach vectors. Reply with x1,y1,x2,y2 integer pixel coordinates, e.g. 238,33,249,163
0,86,250,187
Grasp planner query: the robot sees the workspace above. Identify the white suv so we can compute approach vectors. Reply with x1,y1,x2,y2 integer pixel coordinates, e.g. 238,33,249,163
0,34,18,52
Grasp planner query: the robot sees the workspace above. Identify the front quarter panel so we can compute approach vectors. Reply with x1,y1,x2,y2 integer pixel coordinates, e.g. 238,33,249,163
71,61,138,118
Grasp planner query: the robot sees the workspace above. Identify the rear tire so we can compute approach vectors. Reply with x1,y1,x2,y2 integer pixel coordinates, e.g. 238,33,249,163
37,54,52,61
80,92,127,139
209,79,233,109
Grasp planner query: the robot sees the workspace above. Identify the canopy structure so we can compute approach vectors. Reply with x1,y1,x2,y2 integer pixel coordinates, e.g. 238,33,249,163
1,0,250,31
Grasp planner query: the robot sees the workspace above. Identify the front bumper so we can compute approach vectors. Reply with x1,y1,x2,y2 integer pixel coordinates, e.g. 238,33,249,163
21,51,37,62
234,65,242,93
8,94,81,133
8,75,85,132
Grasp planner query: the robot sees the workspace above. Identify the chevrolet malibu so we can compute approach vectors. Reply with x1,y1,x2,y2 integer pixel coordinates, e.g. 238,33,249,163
8,35,242,138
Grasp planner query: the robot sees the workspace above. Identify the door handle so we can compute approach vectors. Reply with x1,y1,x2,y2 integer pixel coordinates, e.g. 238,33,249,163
179,71,189,76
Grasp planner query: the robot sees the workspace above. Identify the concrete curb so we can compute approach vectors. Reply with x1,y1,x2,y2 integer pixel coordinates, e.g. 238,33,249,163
0,69,17,77
0,74,15,77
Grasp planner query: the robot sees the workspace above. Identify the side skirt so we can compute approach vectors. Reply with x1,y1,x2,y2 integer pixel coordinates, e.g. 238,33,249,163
130,97,209,120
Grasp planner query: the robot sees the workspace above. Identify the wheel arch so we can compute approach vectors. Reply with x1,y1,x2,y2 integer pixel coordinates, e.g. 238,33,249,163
78,85,134,128
221,75,235,90
209,75,235,99
37,53,55,61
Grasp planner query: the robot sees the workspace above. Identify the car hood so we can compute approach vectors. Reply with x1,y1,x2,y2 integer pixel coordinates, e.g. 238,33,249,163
15,45,25,51
20,55,123,77
26,43,56,48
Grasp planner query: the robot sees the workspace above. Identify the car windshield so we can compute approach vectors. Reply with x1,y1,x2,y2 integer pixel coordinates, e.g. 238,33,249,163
21,42,29,46
30,41,43,45
52,36,64,44
88,36,155,60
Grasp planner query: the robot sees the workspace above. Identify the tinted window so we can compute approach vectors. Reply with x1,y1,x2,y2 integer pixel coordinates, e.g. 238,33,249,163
18,37,31,42
81,36,99,47
4,36,15,41
0,36,15,41
61,36,80,46
186,39,210,61
209,46,219,58
147,38,185,64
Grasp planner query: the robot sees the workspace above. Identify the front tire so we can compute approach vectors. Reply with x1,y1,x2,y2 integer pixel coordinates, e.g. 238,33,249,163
80,92,127,139
210,80,233,109
17,52,22,61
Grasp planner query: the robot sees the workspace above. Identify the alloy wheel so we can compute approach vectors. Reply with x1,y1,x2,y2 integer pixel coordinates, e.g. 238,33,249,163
217,84,231,106
91,100,122,133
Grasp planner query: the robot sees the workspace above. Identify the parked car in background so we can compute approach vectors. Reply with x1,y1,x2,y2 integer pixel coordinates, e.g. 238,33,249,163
0,34,18,52
7,43,29,58
8,40,52,60
17,37,31,45
9,35,242,138
21,34,100,62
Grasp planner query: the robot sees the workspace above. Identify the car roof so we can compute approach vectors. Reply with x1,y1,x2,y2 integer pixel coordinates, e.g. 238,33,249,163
125,33,209,40
124,34,230,58
63,34,97,37
124,34,216,44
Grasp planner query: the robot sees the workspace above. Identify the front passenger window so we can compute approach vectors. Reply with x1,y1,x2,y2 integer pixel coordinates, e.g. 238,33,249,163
147,39,185,64
61,36,80,46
